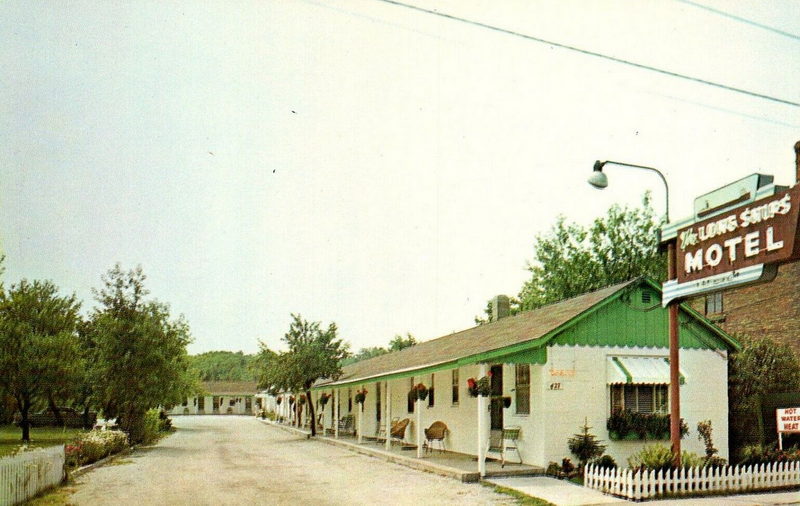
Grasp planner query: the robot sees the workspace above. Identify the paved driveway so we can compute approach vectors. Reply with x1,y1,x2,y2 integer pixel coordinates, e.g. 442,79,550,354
67,416,515,505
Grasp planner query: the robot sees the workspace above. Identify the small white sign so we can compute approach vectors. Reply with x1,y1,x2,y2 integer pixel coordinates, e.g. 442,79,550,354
777,407,800,433
776,407,800,450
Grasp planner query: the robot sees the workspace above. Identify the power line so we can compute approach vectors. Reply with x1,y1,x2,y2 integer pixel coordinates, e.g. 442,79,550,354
676,0,800,42
374,0,800,108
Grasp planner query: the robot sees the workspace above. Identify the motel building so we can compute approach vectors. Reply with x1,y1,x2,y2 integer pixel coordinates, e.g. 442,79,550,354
281,278,739,473
165,381,260,416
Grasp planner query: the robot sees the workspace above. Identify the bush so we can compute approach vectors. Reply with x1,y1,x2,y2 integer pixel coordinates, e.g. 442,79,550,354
627,444,673,471
66,429,129,468
591,455,617,469
607,410,688,440
142,409,162,445
738,443,800,466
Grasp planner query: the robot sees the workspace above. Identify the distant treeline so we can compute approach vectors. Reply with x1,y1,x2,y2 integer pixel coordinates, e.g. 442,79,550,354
189,351,256,382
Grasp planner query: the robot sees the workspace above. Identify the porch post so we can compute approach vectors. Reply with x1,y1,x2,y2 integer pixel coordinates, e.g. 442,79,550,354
384,380,392,451
477,362,488,477
357,385,364,444
334,389,339,439
416,393,423,458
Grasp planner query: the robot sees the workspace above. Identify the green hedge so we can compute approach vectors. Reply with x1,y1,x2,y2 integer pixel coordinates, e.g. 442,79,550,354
607,410,688,440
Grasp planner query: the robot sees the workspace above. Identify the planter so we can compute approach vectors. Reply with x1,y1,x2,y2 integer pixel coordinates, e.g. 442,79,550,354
502,396,512,408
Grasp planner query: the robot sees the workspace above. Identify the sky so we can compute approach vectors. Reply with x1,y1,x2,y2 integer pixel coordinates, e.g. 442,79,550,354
1,0,798,355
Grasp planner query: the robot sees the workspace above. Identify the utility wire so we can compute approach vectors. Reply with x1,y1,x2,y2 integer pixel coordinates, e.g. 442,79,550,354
676,0,800,42
374,0,800,108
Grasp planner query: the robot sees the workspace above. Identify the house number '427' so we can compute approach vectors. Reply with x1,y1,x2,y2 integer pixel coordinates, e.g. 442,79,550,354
549,383,562,391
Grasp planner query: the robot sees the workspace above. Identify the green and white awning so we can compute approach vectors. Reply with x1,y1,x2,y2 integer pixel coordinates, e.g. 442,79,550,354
607,356,685,385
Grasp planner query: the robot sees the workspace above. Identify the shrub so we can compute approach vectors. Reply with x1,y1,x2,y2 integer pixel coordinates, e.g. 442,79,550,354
738,443,800,466
607,410,688,440
627,444,673,471
142,409,162,445
67,429,129,468
680,451,704,469
591,455,617,469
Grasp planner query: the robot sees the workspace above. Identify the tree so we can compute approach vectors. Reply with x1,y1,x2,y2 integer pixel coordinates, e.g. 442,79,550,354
728,334,800,455
88,265,195,443
388,333,417,352
340,333,417,366
568,418,606,470
518,193,665,310
189,351,256,381
0,279,82,441
255,314,349,436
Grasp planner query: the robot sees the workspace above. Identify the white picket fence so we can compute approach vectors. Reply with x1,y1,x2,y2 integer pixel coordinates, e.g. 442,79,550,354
585,461,800,500
0,445,65,506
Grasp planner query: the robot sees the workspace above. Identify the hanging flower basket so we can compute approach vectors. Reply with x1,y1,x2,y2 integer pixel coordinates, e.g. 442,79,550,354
319,393,331,406
476,376,492,396
410,383,428,401
298,394,307,406
355,388,368,405
289,395,296,406
276,396,283,405
467,378,479,397
502,396,512,408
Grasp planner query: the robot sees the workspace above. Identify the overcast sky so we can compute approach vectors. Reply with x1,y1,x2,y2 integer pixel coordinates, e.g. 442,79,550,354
1,0,798,355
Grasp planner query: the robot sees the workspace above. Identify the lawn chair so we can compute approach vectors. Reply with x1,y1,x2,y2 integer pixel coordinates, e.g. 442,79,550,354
338,414,355,435
424,421,448,453
390,418,410,444
500,426,522,467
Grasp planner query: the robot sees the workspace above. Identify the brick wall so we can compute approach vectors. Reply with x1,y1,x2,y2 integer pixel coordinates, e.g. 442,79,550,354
689,260,800,355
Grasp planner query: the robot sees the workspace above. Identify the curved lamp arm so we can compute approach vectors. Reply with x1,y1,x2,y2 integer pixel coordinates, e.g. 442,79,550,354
590,160,670,223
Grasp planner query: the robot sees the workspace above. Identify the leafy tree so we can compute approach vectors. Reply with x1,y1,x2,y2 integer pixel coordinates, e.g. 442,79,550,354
88,265,195,443
519,193,665,310
388,333,417,352
728,334,800,455
0,279,82,441
340,333,417,366
255,314,349,436
189,351,256,381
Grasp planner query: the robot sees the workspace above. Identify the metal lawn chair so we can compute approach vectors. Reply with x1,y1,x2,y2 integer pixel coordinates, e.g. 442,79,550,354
501,426,522,467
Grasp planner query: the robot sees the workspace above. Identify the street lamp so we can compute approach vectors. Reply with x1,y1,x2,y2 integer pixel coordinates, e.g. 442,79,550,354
588,159,681,467
590,160,670,223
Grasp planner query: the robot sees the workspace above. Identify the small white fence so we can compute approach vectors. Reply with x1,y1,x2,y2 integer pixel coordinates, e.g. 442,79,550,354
0,445,65,506
585,461,800,500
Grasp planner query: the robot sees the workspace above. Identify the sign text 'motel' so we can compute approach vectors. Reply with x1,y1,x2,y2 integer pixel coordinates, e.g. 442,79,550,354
676,184,800,283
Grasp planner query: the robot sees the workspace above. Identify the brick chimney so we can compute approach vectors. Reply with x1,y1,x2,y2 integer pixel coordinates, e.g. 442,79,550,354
795,140,800,185
490,295,510,322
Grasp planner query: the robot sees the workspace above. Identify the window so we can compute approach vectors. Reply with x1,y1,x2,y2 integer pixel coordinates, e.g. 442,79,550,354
610,384,668,414
515,364,530,415
408,378,415,413
641,291,652,304
451,369,459,405
705,292,723,315
428,374,435,407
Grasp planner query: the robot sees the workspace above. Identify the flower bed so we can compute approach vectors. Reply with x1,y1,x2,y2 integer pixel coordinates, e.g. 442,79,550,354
65,429,128,468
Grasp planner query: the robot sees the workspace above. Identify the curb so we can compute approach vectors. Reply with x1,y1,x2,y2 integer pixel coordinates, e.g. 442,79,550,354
70,446,136,479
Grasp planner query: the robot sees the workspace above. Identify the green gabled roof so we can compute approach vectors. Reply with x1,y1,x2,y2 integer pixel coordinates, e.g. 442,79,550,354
314,278,739,390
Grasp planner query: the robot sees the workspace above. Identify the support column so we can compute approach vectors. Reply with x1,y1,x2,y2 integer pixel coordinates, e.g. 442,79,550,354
334,389,340,439
416,395,423,458
477,363,488,477
385,380,392,451
357,386,364,444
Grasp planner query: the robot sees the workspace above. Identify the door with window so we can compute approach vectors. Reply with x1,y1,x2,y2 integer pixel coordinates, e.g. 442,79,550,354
489,365,503,446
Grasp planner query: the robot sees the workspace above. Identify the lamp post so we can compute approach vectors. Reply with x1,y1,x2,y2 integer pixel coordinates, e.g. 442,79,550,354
588,160,681,468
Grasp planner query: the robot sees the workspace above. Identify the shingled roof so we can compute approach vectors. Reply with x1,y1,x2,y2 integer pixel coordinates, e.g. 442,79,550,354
316,279,641,389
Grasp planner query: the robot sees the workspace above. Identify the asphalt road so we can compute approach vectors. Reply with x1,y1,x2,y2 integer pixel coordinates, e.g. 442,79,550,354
67,415,515,505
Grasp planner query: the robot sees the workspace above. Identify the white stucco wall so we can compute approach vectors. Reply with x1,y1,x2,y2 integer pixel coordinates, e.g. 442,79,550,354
539,345,729,468
316,344,729,469
166,394,254,416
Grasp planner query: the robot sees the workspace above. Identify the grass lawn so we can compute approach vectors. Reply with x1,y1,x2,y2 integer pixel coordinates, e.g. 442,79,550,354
0,425,86,457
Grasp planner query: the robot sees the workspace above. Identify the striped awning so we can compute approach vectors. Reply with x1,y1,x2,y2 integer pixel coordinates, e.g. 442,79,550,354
607,356,685,385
